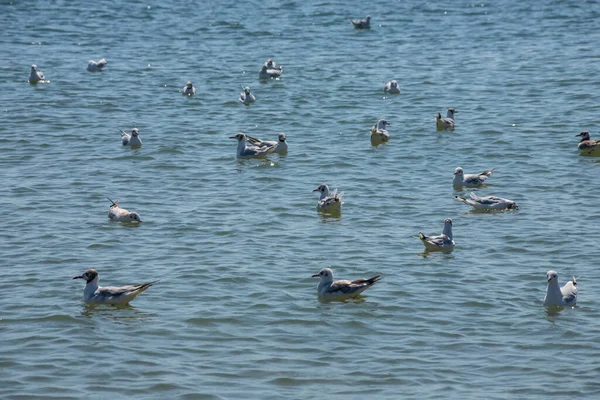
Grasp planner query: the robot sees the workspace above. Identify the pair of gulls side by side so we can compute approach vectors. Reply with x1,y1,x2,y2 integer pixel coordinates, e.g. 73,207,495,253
230,132,287,157
107,198,142,223
436,108,457,131
313,184,343,212
73,269,156,305
259,58,283,79
87,58,107,72
120,128,142,148
350,15,371,29
419,218,455,251
371,119,391,146
384,80,400,94
312,267,380,300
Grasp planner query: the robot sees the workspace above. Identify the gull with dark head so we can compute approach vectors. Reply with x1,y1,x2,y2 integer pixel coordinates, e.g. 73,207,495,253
313,184,343,212
246,133,288,154
239,86,256,104
419,218,455,252
29,64,46,83
576,131,600,155
436,108,456,130
543,270,577,307
384,80,400,94
312,267,380,300
107,198,142,223
453,167,495,187
182,81,196,96
120,128,142,148
455,192,518,211
350,15,371,29
370,119,391,146
230,132,276,158
87,58,107,72
73,268,156,305
259,64,283,80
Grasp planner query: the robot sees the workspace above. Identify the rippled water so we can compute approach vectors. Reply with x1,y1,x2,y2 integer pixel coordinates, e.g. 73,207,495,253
2,0,600,398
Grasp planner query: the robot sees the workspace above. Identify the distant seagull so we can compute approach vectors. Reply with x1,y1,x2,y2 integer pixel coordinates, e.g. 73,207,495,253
120,128,142,148
370,119,391,146
543,270,577,307
73,268,156,305
384,80,400,94
239,86,256,104
107,198,142,222
453,167,495,187
455,192,518,211
313,184,343,212
436,108,456,130
87,58,107,72
312,267,380,300
246,132,288,154
29,64,46,83
350,15,371,29
259,65,283,79
230,132,276,158
182,81,196,96
576,131,600,155
419,218,455,251
264,59,277,69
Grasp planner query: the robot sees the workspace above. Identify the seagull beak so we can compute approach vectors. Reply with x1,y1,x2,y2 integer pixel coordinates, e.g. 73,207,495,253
547,278,552,282
73,275,83,280
312,189,319,192
229,136,237,139
311,273,320,277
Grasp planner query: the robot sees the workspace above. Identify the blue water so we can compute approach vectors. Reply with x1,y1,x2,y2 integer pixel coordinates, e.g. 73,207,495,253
2,0,600,398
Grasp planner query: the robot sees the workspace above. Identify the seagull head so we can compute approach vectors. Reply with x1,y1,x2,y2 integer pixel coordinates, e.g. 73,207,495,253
230,133,246,141
454,167,464,176
278,133,287,142
73,268,98,283
376,119,390,130
390,80,398,88
31,64,37,71
366,15,371,21
313,184,330,195
312,267,334,283
576,131,590,141
266,59,274,68
128,212,142,222
186,81,193,88
244,87,251,95
444,218,452,225
447,107,456,117
546,270,559,284
131,128,139,137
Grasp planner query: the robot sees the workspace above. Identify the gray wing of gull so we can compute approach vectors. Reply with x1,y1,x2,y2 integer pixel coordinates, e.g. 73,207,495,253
325,277,378,295
93,281,156,302
561,280,577,305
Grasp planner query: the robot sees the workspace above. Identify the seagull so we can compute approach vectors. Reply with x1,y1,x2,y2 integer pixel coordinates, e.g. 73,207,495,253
350,15,371,29
259,65,283,79
87,58,107,72
543,270,577,307
370,119,391,146
120,128,142,148
453,167,495,187
29,64,46,83
239,86,256,104
264,59,277,68
246,133,288,154
436,108,456,130
182,81,196,96
230,132,276,157
576,131,600,154
313,184,343,212
419,218,455,251
73,268,156,305
312,267,380,300
455,192,518,211
107,198,142,222
384,80,400,94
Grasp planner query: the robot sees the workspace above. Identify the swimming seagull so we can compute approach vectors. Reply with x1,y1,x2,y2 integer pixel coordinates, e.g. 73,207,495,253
230,132,276,157
312,267,380,300
576,131,600,154
453,167,495,187
87,58,107,72
107,198,142,222
313,184,343,212
419,218,455,251
259,65,283,79
455,192,518,211
239,86,256,104
73,268,157,305
246,133,288,154
182,81,196,96
384,80,400,94
543,270,577,307
350,15,371,29
370,119,391,146
29,64,46,83
120,128,142,148
436,108,457,130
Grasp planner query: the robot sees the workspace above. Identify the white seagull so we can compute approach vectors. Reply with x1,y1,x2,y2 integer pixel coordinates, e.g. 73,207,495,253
455,192,518,211
312,267,380,300
239,86,256,104
350,15,371,29
87,58,107,72
120,128,142,148
384,80,400,94
543,270,577,307
182,81,196,96
453,167,495,187
29,64,46,83
313,184,343,212
246,133,288,154
107,198,142,223
436,108,456,130
419,218,455,251
259,65,283,79
370,119,391,146
73,268,156,305
230,132,276,158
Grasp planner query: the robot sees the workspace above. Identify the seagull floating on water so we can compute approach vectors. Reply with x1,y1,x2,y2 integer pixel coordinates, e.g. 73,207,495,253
312,267,380,300
384,80,400,94
230,132,276,157
453,167,495,187
87,58,107,72
370,119,391,146
576,131,600,155
455,192,518,211
120,128,142,148
419,218,455,251
350,15,371,29
107,198,142,222
313,184,343,212
246,133,288,154
436,108,456,130
259,65,283,80
543,270,577,307
182,81,196,96
239,86,256,104
73,268,156,305
29,64,46,83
